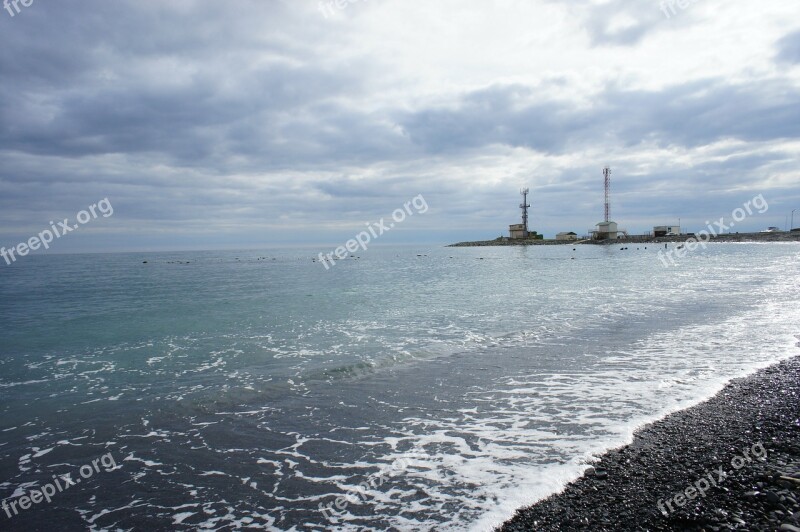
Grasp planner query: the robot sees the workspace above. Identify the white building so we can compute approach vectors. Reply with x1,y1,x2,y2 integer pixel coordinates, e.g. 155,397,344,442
653,225,680,237
593,221,618,240
556,231,578,241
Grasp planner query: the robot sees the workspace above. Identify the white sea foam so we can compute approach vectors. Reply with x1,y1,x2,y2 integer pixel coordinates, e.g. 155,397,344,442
2,245,798,530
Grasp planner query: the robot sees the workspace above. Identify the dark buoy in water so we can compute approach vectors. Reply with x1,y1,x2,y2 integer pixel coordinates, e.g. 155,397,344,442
143,261,147,264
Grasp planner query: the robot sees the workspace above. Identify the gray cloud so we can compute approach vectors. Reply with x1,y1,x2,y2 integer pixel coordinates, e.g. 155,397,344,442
0,1,798,251
399,79,800,154
776,29,800,64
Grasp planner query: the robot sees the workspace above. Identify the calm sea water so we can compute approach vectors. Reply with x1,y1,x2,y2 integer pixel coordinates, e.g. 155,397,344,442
1,243,798,530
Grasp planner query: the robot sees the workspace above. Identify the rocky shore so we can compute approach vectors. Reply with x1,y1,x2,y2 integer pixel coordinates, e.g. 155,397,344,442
500,355,800,531
450,231,800,247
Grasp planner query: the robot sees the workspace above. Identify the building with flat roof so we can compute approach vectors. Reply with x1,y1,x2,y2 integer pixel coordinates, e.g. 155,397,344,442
509,223,528,239
509,224,543,239
593,221,618,240
653,225,680,237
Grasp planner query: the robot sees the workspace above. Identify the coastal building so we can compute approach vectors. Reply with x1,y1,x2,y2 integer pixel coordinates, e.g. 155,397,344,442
509,223,528,239
653,225,680,237
593,221,618,240
591,167,622,240
556,231,578,241
509,224,543,239
508,188,544,239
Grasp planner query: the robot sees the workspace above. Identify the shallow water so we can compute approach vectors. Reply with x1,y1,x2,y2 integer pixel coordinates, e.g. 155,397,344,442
1,243,798,530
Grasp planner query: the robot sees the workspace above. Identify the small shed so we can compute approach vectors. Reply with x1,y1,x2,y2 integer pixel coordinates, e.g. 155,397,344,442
653,225,680,237
556,231,578,241
593,221,618,240
509,224,528,239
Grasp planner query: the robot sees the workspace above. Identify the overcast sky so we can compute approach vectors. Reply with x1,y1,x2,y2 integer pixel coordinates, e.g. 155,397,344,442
1,0,799,252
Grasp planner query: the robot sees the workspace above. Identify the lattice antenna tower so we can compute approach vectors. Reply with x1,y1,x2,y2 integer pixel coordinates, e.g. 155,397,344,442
520,188,530,233
603,166,611,222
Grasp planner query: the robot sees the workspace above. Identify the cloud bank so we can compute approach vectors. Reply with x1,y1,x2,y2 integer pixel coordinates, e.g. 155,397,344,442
1,0,798,251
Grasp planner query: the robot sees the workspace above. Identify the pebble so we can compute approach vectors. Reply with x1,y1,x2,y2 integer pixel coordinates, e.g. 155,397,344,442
499,356,800,531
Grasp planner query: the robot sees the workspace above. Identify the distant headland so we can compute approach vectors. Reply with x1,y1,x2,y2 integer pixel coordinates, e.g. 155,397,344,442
451,168,800,247
449,231,800,247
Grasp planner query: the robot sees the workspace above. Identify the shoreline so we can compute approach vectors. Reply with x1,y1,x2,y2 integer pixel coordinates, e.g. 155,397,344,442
498,354,800,531
450,231,800,247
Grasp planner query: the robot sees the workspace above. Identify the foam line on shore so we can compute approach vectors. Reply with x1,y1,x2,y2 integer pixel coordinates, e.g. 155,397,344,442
496,352,800,531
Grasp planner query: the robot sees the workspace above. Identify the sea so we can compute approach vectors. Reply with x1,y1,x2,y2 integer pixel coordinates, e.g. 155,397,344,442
1,242,798,531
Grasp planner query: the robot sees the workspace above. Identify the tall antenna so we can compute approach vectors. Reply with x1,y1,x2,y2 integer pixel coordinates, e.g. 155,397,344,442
603,166,611,222
520,188,530,235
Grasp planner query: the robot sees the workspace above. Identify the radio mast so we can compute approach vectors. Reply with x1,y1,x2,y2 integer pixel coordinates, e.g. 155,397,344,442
603,166,611,222
520,188,530,236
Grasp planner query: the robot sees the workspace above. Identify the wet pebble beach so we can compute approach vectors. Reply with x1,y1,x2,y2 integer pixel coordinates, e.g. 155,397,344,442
500,355,800,531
